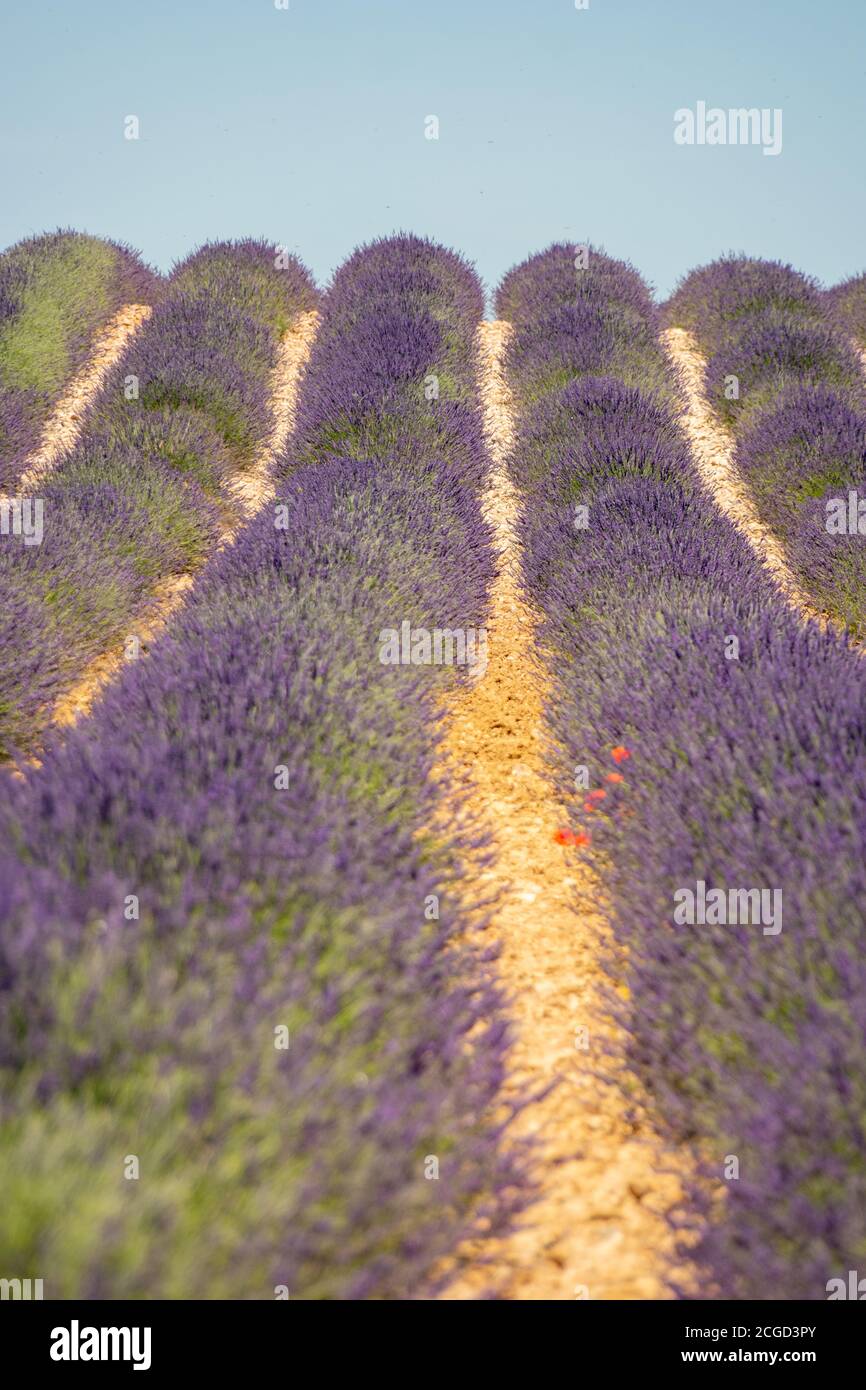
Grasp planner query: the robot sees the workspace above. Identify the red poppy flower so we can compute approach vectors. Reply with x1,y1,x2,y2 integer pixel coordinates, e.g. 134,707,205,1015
611,745,632,764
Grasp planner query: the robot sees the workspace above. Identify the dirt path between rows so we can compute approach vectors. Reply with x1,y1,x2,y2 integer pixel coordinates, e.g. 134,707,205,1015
226,317,320,515
50,310,320,730
16,304,154,492
439,322,684,1301
662,326,829,626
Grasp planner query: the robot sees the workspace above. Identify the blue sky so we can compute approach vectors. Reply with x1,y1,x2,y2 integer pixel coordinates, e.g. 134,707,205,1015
2,0,864,304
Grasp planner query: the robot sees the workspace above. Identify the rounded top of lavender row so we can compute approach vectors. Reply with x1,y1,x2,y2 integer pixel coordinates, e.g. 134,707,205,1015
825,272,866,349
0,227,162,310
664,254,824,351
495,242,656,331
169,238,319,336
283,233,487,481
323,232,484,337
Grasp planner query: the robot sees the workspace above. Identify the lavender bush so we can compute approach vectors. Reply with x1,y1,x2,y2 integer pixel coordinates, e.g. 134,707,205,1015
94,293,277,463
664,254,824,351
513,373,694,494
289,234,486,487
496,246,674,411
788,490,866,636
826,272,866,348
495,242,656,333
702,312,865,425
736,383,866,544
80,406,237,497
329,233,484,339
502,243,866,1299
168,237,318,335
0,229,161,488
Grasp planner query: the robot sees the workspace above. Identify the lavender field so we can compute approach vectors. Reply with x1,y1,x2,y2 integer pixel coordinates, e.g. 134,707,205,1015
1,230,865,1303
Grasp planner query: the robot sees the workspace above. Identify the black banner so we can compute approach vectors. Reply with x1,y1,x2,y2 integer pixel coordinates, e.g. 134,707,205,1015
1,1296,862,1375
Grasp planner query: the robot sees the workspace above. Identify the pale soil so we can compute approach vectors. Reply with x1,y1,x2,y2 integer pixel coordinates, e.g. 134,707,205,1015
438,322,686,1301
662,327,829,626
17,304,154,492
50,310,320,730
227,311,320,517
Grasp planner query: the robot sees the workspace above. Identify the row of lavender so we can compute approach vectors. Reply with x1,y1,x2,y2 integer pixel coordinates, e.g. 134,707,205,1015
0,235,526,1297
498,244,866,1298
0,230,161,489
665,257,866,632
827,272,866,351
0,239,316,760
